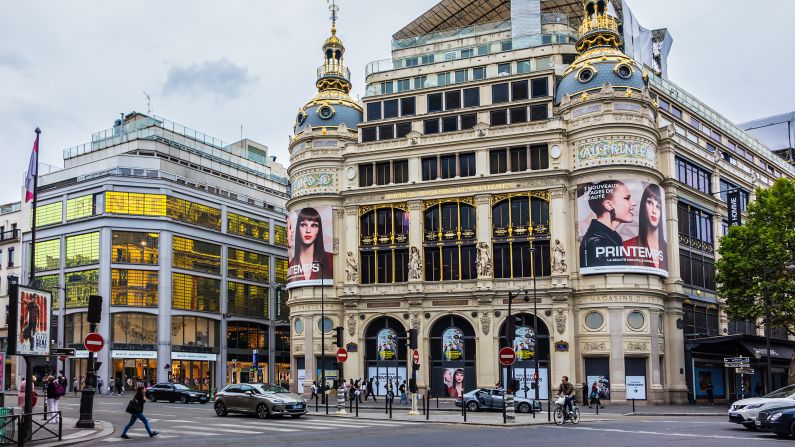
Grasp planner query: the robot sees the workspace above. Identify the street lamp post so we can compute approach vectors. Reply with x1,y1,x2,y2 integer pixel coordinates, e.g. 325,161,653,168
320,261,327,414
763,266,772,395
530,247,539,401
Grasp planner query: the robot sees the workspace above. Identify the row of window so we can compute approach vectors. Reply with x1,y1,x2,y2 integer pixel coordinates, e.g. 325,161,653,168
38,192,287,247
678,202,715,291
675,157,712,195
489,145,549,173
0,247,15,268
366,97,416,121
421,153,476,180
359,160,409,187
490,105,549,126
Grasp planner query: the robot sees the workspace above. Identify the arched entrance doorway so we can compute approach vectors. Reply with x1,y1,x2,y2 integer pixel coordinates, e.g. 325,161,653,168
430,315,476,398
364,316,407,397
499,313,551,399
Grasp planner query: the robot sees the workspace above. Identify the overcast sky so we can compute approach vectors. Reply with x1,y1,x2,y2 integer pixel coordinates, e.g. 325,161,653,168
1,0,793,205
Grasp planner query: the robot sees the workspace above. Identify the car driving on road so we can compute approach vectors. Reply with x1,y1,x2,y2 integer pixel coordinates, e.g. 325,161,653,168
729,384,795,430
145,382,209,404
455,388,542,413
757,405,795,438
214,383,307,419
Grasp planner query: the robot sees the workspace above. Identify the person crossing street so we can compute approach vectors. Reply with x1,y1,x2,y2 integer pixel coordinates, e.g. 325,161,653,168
121,386,158,439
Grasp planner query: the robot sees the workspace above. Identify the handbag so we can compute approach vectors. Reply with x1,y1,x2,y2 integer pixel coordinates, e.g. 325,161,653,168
125,399,142,414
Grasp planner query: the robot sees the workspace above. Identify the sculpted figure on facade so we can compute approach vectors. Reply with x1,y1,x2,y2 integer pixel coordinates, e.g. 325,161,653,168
555,309,566,334
345,251,358,283
347,314,356,336
408,246,422,280
480,312,491,335
476,242,492,277
411,313,421,331
551,239,567,273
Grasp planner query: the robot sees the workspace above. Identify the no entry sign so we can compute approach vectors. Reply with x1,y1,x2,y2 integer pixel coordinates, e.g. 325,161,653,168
83,332,104,353
336,347,348,363
499,347,516,366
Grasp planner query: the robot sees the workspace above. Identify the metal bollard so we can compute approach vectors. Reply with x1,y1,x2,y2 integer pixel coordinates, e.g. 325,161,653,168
356,396,359,417
426,391,430,421
385,394,389,414
463,397,467,422
389,397,393,419
504,393,515,423
436,394,439,409
315,394,319,413
547,400,551,422
596,401,599,414
632,398,635,414
503,397,506,424
350,395,353,413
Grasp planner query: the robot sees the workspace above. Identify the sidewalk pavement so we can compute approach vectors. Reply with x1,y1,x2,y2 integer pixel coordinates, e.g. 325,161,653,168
1,406,114,447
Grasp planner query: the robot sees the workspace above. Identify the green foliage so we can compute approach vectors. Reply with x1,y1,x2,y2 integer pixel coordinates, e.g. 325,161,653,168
716,178,795,336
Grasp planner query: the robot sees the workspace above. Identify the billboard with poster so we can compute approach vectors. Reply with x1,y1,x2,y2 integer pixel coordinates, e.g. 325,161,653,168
513,326,535,360
376,328,397,361
577,180,668,277
442,367,465,398
16,286,52,356
587,375,610,400
625,376,647,400
287,206,334,288
442,327,464,361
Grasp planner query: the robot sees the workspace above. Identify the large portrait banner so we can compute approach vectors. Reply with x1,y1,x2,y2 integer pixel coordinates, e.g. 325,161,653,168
441,327,464,361
287,206,334,288
16,286,52,356
577,180,668,277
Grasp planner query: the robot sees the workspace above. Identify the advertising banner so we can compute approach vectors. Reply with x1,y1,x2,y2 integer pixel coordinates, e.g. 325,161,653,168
513,326,535,360
16,286,51,356
625,375,647,400
442,327,464,361
727,190,742,227
367,366,407,397
376,328,397,361
577,180,668,277
586,375,610,400
502,367,549,400
287,206,334,288
297,369,306,394
442,367,465,398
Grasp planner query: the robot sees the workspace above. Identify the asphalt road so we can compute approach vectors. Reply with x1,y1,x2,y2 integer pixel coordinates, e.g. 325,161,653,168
52,398,793,446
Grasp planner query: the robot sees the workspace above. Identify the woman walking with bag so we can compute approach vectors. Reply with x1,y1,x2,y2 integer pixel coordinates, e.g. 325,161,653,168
120,386,158,439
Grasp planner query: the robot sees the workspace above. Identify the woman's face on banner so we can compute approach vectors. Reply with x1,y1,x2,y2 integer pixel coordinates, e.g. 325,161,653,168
443,369,453,384
299,218,320,246
610,184,635,223
645,195,661,229
454,370,464,384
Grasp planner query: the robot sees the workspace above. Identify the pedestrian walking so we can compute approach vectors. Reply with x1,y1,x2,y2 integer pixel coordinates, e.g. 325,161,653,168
386,380,395,404
366,377,376,402
706,382,714,406
399,381,408,405
73,377,79,395
120,386,158,439
354,379,362,404
310,381,318,402
109,378,115,396
588,382,603,409
18,379,38,408
46,376,63,423
96,376,103,395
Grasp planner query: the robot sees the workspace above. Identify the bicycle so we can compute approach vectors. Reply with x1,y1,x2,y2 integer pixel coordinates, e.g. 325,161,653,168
553,395,580,425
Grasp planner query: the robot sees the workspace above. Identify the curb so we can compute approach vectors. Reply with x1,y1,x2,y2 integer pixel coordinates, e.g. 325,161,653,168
308,412,615,427
33,420,114,447
625,412,726,417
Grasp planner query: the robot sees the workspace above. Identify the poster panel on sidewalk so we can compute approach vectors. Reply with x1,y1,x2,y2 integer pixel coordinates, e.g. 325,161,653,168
625,375,647,400
502,367,549,400
376,328,397,361
513,326,535,360
442,367,466,398
16,286,51,356
442,327,464,361
297,369,306,394
577,180,668,277
287,206,334,289
367,366,407,397
586,375,610,399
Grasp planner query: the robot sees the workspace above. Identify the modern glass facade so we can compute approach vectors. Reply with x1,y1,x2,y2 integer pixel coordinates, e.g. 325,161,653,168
66,195,95,221
167,197,221,230
111,269,158,307
36,202,63,227
171,316,218,349
112,313,158,346
35,274,61,309
172,272,221,313
106,192,167,216
227,282,269,318
227,248,269,282
65,312,90,347
274,225,288,247
64,269,99,308
172,236,221,274
35,239,61,272
111,231,159,264
65,232,100,267
228,213,269,242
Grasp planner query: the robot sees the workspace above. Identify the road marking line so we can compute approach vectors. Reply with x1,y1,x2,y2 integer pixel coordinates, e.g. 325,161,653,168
176,424,298,434
61,430,94,439
559,426,783,441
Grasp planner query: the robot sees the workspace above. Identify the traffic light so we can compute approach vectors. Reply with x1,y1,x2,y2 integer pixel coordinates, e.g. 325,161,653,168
87,295,103,324
333,326,343,348
409,329,418,350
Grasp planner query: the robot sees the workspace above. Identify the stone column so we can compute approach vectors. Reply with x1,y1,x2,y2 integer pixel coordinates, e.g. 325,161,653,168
664,185,681,284
609,307,626,401
156,231,173,384
664,297,688,404
304,315,315,387
343,206,358,284
97,228,112,387
649,309,662,401
408,200,423,284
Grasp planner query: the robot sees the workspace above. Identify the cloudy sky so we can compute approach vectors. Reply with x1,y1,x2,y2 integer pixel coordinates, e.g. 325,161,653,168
1,0,793,205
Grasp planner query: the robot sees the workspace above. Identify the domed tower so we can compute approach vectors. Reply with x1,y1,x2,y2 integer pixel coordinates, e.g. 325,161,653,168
286,2,361,397
556,1,671,402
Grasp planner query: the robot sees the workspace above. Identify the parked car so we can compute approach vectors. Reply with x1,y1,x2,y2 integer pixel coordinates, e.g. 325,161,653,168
757,405,795,438
454,388,542,413
729,384,795,430
214,383,307,419
145,382,208,404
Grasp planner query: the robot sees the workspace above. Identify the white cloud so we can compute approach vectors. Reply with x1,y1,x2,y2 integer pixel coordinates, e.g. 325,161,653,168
163,57,258,99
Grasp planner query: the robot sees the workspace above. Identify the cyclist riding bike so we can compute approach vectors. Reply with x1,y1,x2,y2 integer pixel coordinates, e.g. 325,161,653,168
557,376,576,415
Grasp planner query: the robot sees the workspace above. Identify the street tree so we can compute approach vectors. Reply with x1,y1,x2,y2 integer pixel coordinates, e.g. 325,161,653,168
716,178,795,385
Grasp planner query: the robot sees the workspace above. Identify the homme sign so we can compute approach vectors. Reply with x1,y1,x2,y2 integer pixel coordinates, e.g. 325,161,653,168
727,190,742,227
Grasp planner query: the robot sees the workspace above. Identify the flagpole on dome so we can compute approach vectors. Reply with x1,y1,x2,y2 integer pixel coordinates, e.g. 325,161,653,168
27,128,41,286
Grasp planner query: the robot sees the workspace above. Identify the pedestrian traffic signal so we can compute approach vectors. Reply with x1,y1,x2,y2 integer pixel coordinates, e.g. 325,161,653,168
333,326,343,348
409,329,418,350
87,295,103,323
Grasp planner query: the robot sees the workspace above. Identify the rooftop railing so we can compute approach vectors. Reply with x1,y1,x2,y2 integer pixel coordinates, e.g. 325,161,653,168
317,63,351,81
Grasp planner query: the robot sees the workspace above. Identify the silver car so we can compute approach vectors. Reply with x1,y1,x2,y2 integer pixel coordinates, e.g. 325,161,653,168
455,388,543,413
214,383,307,419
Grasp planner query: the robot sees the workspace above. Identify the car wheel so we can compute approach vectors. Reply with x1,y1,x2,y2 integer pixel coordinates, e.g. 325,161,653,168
257,404,270,419
214,401,227,417
466,401,479,412
180,395,188,404
517,402,530,413
790,420,795,437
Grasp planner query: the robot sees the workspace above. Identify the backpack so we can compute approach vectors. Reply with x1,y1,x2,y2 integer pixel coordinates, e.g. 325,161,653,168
125,399,142,414
53,381,64,397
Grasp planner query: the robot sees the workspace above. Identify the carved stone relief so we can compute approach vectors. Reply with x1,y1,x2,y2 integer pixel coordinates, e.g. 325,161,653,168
411,313,421,331
551,239,567,273
626,341,649,352
408,246,422,280
345,251,358,283
582,341,608,352
480,312,491,335
476,242,493,277
555,309,566,334
347,314,356,337
293,343,304,353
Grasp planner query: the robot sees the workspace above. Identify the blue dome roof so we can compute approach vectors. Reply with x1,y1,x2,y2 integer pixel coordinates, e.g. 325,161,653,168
294,103,362,134
555,61,646,104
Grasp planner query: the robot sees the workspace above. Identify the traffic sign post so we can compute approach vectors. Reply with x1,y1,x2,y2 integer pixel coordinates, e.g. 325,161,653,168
83,333,104,353
336,348,348,363
499,347,516,366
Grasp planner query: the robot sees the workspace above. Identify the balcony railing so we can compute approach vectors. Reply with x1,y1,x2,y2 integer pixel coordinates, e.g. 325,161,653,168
0,229,20,241
317,63,351,80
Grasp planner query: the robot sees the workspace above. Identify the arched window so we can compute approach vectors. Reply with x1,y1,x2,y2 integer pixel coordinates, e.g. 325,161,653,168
359,204,409,284
491,192,551,278
498,313,551,399
423,198,477,281
429,315,476,397
364,317,407,396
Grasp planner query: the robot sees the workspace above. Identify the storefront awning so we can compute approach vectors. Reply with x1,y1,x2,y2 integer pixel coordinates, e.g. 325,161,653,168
740,341,794,361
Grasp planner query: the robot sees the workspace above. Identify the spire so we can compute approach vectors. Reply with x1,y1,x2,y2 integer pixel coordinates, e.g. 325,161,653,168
317,0,351,94
576,0,622,53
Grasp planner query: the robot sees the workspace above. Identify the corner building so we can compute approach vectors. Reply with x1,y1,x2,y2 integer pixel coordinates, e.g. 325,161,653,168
287,0,794,404
21,113,291,391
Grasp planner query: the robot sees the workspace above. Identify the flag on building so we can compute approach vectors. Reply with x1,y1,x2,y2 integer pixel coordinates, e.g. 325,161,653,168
25,130,40,203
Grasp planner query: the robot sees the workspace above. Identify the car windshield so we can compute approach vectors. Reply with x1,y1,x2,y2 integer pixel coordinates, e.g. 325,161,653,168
763,384,795,398
173,384,191,391
254,384,289,394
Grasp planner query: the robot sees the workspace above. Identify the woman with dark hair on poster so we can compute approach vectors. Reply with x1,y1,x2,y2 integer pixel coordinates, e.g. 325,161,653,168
288,207,333,283
623,184,668,271
447,368,465,398
579,180,635,268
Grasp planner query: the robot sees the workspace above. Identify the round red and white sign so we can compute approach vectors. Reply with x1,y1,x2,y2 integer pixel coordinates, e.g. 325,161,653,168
336,347,348,363
83,332,104,353
498,347,516,366
412,349,420,364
